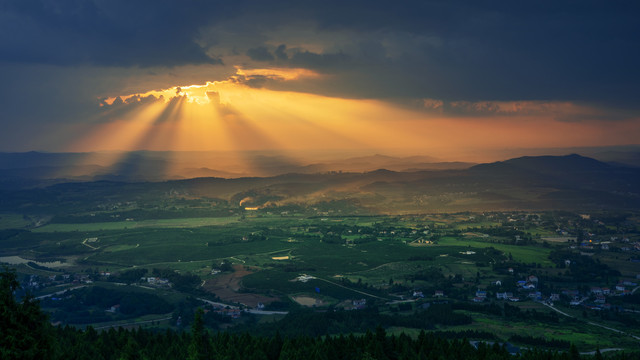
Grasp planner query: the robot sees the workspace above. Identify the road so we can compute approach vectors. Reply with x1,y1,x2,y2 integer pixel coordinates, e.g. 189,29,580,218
580,348,624,355
313,276,389,300
542,302,640,342
244,309,289,315
93,315,173,330
35,285,86,300
197,297,239,309
197,297,289,315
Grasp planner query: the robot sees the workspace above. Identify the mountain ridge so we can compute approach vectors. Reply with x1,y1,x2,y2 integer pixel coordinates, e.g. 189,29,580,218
2,154,638,213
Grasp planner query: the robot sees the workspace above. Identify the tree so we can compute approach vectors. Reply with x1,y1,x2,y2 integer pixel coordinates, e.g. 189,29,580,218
188,308,209,360
569,343,581,360
219,259,234,272
0,267,54,359
594,347,603,360
119,336,141,360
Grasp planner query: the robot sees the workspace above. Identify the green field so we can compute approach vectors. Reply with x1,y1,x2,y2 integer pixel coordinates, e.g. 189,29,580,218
0,213,32,229
33,216,241,232
437,237,554,266
3,209,640,352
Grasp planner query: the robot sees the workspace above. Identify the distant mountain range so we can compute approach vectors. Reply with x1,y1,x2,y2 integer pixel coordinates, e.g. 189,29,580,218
2,147,639,185
1,153,638,213
0,151,475,184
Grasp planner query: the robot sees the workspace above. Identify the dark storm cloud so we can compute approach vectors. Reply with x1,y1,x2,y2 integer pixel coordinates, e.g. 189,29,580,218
274,45,288,61
225,0,640,107
1,0,639,121
246,47,275,62
289,51,351,71
0,0,226,67
4,0,639,97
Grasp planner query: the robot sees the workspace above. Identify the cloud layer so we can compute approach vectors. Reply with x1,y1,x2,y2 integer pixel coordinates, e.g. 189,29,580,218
0,0,639,152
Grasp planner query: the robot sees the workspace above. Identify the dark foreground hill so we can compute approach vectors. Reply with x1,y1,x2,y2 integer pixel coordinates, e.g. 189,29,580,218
1,154,638,215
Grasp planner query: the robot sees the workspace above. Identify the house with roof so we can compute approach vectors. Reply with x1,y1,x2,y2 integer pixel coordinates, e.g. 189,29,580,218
590,287,603,295
562,289,579,297
353,299,367,309
570,298,582,306
527,291,542,300
496,292,514,300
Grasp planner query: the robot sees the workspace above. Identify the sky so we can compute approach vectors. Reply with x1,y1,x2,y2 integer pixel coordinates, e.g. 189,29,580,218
1,0,639,162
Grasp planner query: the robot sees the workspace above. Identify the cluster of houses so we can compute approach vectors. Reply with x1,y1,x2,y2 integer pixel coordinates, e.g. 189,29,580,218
469,276,541,303
567,281,638,310
590,282,636,297
561,227,640,253
490,273,637,311
464,271,639,309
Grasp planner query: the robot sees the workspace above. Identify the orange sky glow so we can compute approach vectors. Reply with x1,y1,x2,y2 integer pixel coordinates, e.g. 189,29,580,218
64,68,640,164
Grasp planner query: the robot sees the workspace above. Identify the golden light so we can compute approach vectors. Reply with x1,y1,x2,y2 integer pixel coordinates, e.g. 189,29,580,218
66,66,640,173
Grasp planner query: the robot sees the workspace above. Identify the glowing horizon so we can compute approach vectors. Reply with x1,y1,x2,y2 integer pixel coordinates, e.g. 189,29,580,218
58,66,639,166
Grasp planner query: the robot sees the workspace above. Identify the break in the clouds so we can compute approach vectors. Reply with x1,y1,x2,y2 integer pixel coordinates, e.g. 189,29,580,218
0,0,639,153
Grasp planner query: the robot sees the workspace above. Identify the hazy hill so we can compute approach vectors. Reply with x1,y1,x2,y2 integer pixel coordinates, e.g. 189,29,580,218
1,154,638,214
471,154,610,173
0,151,473,184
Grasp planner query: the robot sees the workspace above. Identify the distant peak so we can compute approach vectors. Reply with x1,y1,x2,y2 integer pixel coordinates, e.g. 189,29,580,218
472,153,611,173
